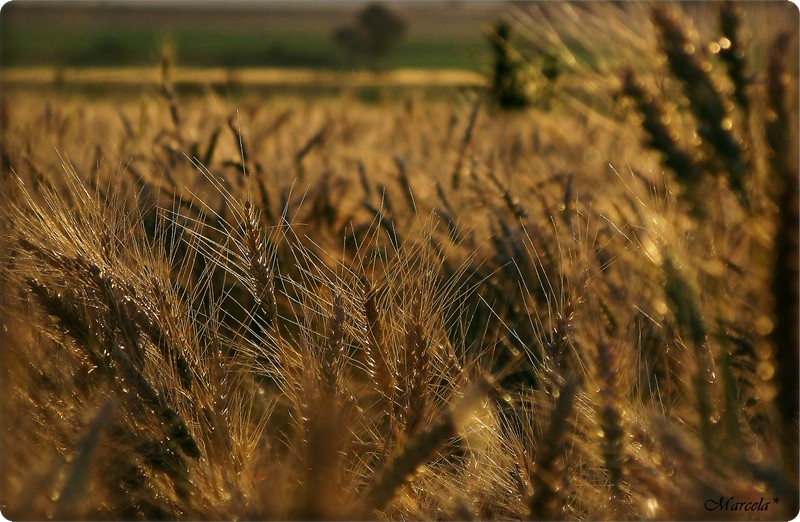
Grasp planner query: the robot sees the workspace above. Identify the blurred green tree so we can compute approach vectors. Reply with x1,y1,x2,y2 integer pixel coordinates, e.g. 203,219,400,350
487,20,530,110
333,3,407,65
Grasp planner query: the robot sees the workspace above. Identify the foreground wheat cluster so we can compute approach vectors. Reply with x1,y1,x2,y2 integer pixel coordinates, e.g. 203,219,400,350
0,4,797,521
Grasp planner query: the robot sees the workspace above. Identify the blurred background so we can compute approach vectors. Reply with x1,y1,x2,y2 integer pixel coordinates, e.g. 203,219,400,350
1,1,503,70
2,1,796,96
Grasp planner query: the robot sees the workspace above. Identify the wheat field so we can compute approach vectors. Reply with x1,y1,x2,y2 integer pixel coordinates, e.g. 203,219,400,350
1,2,798,520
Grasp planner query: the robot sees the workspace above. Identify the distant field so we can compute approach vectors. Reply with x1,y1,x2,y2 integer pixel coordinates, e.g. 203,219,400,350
2,66,485,87
1,1,503,70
